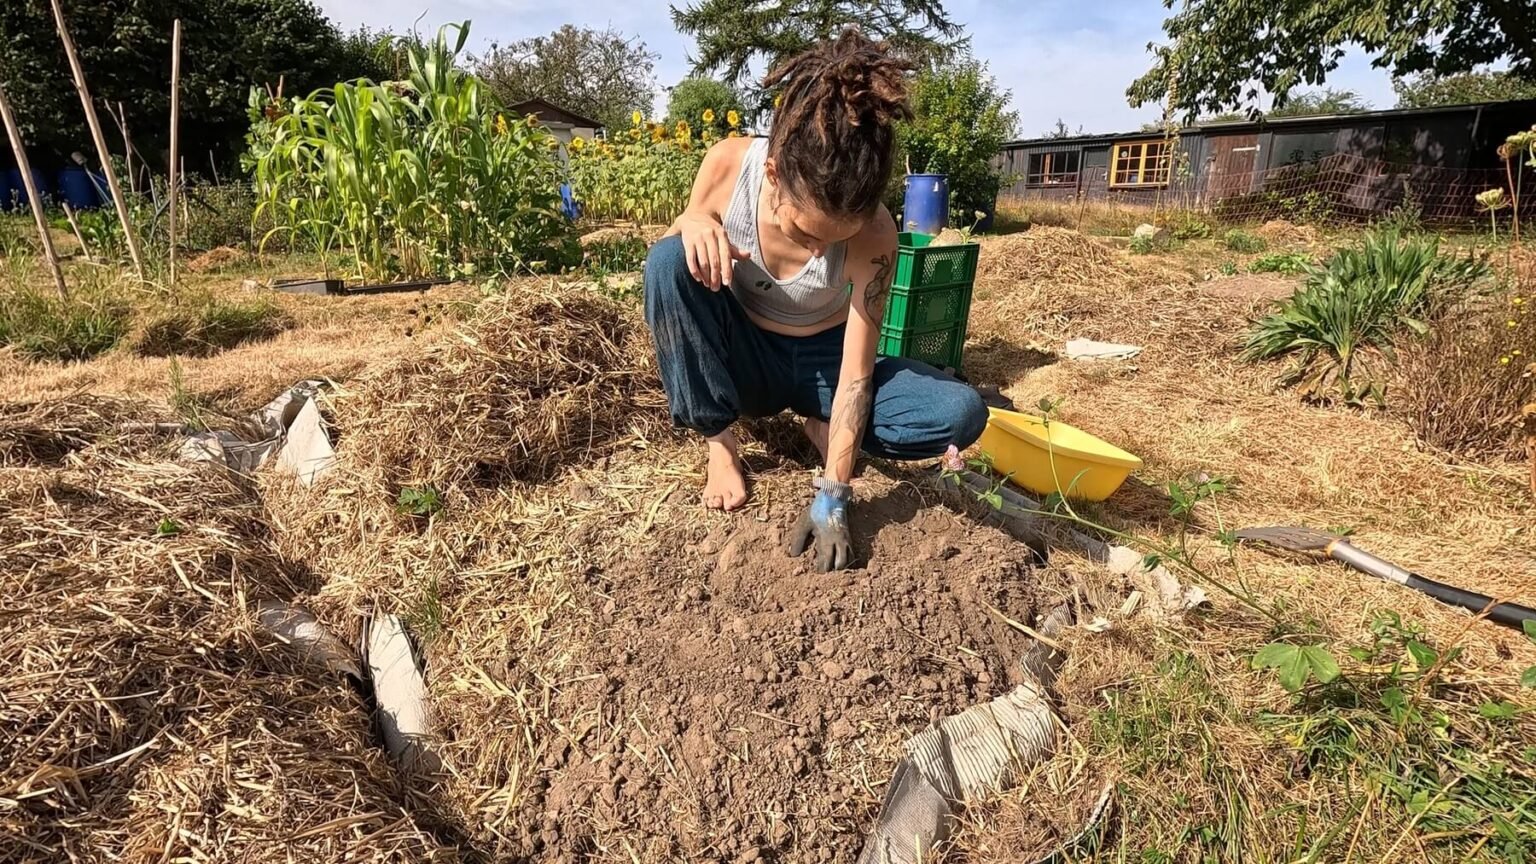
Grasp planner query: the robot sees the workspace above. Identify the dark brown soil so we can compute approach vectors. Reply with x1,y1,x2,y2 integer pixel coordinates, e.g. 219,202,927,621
513,479,1040,863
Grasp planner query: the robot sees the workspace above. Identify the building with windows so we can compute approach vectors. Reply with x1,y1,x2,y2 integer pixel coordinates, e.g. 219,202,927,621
995,98,1535,222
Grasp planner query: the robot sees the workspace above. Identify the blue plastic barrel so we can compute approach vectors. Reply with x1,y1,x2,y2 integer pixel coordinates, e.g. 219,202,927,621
58,166,101,209
559,182,582,221
0,170,16,211
902,173,949,236
3,168,49,209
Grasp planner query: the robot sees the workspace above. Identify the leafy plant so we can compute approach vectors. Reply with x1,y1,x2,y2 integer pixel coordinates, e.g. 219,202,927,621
251,22,576,280
155,518,182,536
566,113,723,224
1222,229,1265,254
1218,260,1238,276
1167,213,1212,240
1246,251,1311,274
1129,234,1155,255
1242,228,1490,404
897,60,1019,225
397,485,445,517
1253,642,1342,692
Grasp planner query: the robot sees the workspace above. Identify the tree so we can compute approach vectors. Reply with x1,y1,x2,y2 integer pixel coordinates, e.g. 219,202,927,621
897,59,1017,222
0,0,371,171
666,77,747,135
1127,0,1536,119
671,0,965,88
1394,71,1536,108
1044,118,1082,139
1267,88,1371,118
473,25,657,132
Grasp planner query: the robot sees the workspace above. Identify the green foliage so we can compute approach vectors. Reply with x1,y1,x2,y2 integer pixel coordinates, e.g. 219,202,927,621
1129,234,1155,255
1242,228,1490,404
0,0,389,168
1394,71,1536,108
0,287,130,362
672,0,964,88
1246,251,1311,274
898,60,1018,225
582,232,649,302
154,518,182,537
251,23,577,280
1168,215,1212,240
666,78,748,136
1128,0,1536,119
135,296,292,358
397,485,445,517
566,118,713,225
1253,642,1342,692
473,25,658,132
1266,87,1371,118
1222,229,1266,253
1218,260,1238,276
1523,621,1536,690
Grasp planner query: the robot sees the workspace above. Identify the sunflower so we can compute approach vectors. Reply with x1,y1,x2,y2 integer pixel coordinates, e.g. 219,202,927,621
632,110,643,126
727,109,740,128
773,93,782,109
570,136,586,152
524,113,539,127
702,108,716,125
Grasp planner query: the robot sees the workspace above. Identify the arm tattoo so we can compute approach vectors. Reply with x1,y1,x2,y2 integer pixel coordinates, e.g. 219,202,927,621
828,374,874,468
863,254,893,320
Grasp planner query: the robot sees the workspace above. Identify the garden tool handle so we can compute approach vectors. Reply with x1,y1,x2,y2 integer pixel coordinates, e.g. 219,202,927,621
1330,541,1536,630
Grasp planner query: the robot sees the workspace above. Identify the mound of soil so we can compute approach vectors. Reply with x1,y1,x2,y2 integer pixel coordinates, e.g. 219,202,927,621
1254,219,1318,247
508,482,1041,863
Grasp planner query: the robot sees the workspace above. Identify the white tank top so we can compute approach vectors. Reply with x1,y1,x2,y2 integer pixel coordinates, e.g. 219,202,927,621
722,138,850,327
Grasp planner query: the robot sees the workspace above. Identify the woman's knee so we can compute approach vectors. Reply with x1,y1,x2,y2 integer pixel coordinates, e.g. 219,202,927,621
946,382,989,448
644,236,700,322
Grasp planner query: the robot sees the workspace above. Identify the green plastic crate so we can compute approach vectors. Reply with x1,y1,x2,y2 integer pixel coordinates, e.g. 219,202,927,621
878,232,978,372
878,320,968,372
893,231,980,291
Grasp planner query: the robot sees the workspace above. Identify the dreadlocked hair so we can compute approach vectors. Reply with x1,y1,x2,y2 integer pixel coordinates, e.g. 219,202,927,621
762,28,913,218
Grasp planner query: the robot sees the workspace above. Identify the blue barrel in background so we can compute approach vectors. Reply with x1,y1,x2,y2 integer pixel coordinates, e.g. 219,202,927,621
0,170,16,211
902,173,949,236
58,166,102,209
3,168,50,209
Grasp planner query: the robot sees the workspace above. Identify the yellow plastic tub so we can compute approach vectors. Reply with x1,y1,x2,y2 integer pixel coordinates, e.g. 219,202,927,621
975,407,1143,502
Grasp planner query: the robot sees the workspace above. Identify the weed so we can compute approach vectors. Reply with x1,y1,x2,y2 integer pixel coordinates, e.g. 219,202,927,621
1167,214,1212,240
1246,251,1312,274
397,485,445,518
582,233,649,301
135,295,292,358
408,574,445,643
1243,229,1490,404
155,517,182,536
167,358,210,432
1129,234,1155,255
0,286,131,362
1218,260,1238,276
1222,229,1266,254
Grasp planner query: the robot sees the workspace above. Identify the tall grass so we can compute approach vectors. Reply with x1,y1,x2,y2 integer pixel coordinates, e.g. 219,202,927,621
0,286,132,362
1243,228,1490,404
250,22,576,280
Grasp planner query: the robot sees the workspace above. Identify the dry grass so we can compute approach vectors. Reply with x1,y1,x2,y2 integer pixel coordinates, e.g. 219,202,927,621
4,226,1535,861
0,399,456,861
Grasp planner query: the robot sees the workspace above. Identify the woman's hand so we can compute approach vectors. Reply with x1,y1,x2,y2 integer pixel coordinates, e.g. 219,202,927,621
674,211,750,291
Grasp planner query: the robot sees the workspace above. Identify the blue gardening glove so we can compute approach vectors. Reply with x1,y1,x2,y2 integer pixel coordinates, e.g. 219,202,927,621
786,478,853,572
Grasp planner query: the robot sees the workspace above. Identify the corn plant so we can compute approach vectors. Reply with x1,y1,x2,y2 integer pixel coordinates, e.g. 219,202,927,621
250,22,575,280
1243,227,1491,405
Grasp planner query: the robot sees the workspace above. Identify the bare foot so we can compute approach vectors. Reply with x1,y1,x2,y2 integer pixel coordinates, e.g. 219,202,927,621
801,417,830,464
702,432,749,511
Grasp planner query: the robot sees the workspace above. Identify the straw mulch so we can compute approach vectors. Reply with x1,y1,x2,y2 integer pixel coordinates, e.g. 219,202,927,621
0,401,457,862
1255,218,1319,247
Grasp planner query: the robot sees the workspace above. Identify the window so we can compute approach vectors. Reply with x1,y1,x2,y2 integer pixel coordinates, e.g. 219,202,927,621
1025,151,1080,186
1110,140,1171,187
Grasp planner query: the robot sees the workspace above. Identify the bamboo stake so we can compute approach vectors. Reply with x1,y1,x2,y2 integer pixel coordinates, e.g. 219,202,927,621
0,81,69,299
49,0,146,281
61,202,94,263
167,19,182,286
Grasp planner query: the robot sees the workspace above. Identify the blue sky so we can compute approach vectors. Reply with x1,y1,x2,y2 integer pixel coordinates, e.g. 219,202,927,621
315,0,1401,137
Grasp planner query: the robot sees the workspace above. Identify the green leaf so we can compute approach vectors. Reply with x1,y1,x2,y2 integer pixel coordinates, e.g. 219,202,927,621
1478,700,1518,720
155,518,182,536
1522,619,1536,645
1301,646,1340,684
1521,665,1536,688
1406,640,1438,668
1348,646,1373,662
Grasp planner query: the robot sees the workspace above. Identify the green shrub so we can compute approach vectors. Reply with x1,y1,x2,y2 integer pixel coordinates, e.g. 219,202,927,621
1129,234,1155,255
1168,214,1212,240
1247,251,1312,274
135,296,293,357
0,288,131,361
1222,229,1266,253
897,60,1018,225
1242,227,1491,404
